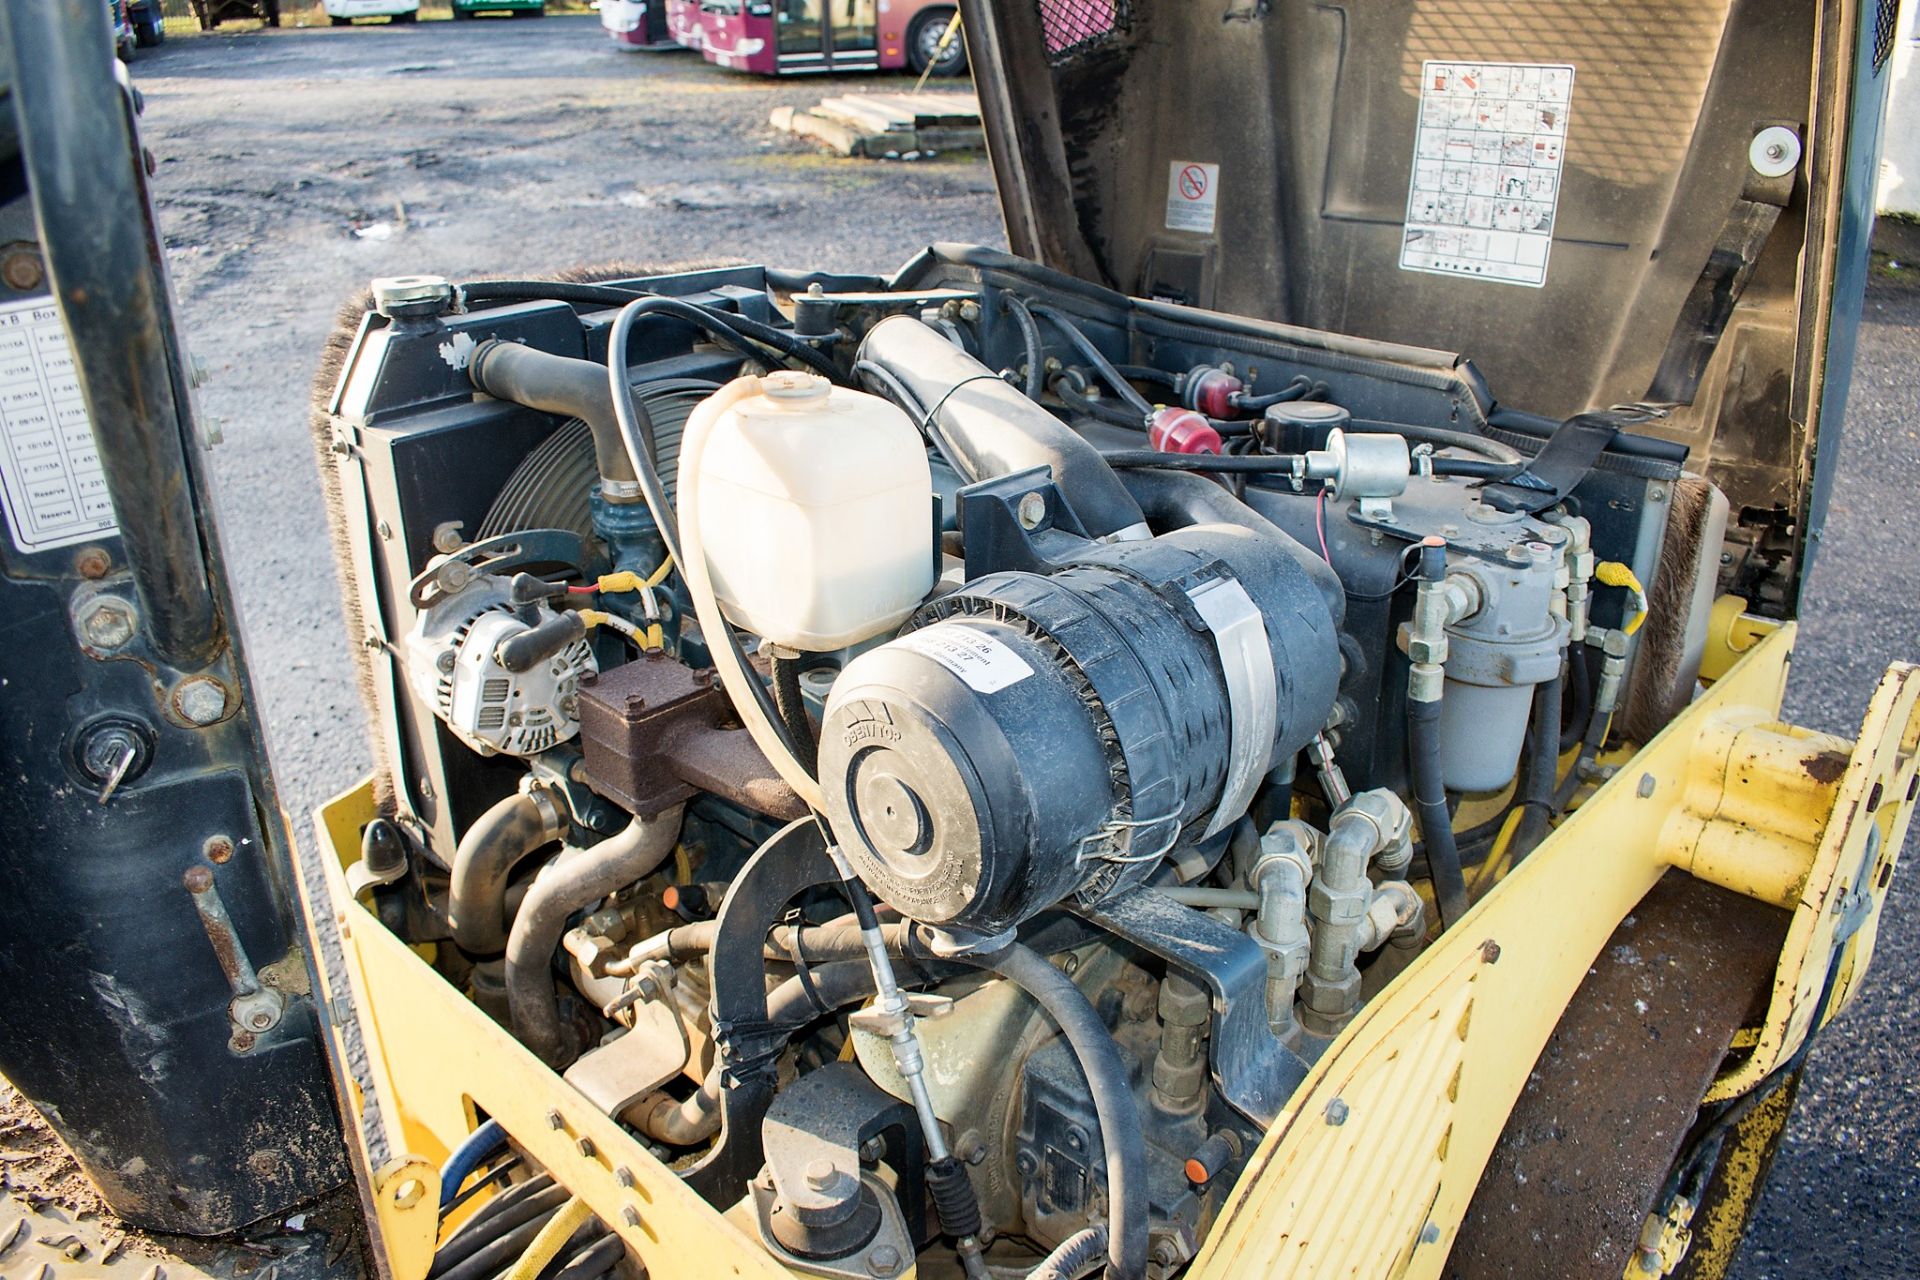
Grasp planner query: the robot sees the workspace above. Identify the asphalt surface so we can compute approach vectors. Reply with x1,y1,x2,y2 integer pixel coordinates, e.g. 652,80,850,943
116,15,1918,1276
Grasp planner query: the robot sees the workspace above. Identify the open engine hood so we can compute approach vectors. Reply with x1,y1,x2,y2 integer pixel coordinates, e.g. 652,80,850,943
957,0,1897,611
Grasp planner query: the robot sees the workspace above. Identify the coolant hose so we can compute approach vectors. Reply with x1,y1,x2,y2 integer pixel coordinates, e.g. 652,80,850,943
770,654,817,778
506,809,685,1067
1409,698,1470,928
857,316,1149,541
469,339,645,497
450,792,564,955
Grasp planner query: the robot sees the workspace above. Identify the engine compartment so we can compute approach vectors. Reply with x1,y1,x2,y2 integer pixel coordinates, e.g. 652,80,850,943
323,245,1703,1279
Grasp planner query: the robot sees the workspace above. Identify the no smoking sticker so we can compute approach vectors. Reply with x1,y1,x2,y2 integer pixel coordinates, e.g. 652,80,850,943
1165,160,1220,234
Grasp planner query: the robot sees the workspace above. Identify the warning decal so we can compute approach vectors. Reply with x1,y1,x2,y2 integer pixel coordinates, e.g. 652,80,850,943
1165,160,1220,234
0,296,117,555
1400,61,1574,288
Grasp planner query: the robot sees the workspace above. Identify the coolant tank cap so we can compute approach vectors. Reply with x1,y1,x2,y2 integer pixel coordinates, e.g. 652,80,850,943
760,370,831,403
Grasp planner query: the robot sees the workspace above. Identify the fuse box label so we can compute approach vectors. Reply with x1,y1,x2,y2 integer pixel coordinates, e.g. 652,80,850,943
0,296,117,555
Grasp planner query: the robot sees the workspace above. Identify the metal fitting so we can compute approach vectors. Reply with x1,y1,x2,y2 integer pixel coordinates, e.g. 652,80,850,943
77,596,136,650
173,675,231,727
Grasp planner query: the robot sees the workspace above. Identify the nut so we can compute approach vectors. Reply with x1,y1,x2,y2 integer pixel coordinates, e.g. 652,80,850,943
866,1245,902,1277
1016,491,1047,530
1324,1098,1349,1126
174,676,230,726
75,547,111,579
80,598,136,650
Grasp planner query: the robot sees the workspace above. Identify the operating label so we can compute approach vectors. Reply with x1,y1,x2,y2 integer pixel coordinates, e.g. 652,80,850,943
1400,61,1574,288
895,628,1033,694
0,296,116,555
1165,161,1221,234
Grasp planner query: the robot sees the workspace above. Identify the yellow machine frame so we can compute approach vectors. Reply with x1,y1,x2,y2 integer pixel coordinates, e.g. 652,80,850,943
305,623,1919,1279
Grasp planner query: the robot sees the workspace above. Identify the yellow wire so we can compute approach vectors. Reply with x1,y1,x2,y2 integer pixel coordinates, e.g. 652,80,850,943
503,1195,595,1280
1594,560,1648,636
594,555,675,594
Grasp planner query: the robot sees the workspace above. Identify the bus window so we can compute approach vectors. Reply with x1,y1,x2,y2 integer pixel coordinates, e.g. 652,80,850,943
778,0,821,53
830,0,874,52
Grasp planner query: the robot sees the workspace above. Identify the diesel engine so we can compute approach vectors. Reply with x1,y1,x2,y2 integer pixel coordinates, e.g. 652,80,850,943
323,248,1699,1279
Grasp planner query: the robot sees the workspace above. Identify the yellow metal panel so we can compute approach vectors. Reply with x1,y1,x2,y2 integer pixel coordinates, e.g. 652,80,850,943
1189,628,1920,1278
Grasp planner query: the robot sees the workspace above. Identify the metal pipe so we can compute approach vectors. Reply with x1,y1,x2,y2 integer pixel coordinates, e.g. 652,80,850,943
1248,822,1313,1044
448,787,566,955
4,0,221,667
1299,791,1412,1036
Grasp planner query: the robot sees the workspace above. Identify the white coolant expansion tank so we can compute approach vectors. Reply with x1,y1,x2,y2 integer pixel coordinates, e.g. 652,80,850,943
681,370,934,651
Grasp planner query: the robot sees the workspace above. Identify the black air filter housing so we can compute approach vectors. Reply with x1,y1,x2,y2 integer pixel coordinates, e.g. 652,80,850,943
820,524,1339,935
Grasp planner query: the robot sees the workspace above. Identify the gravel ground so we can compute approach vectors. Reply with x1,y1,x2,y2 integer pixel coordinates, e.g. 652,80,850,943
28,15,1918,1276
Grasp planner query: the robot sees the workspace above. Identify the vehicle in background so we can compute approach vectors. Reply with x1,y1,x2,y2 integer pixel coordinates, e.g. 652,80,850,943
451,0,547,17
600,0,678,50
126,0,165,46
189,0,281,29
109,1,137,60
325,0,421,23
696,0,963,75
665,0,703,49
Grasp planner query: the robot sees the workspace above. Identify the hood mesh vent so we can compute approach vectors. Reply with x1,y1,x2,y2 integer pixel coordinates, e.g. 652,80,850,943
1036,0,1125,63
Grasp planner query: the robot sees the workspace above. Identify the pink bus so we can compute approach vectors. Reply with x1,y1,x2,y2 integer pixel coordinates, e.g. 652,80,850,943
691,0,965,76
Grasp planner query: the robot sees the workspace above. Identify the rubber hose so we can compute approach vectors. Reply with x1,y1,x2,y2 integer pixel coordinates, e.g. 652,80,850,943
1099,448,1518,479
1028,304,1155,418
506,810,685,1067
1001,294,1047,400
1028,1225,1110,1280
437,1118,508,1211
460,280,841,382
469,339,645,494
1504,675,1563,864
1561,644,1592,753
1232,376,1314,411
1113,363,1181,390
553,1234,625,1280
449,794,562,955
433,1216,552,1280
1051,375,1147,429
961,942,1147,1280
430,1182,570,1277
503,1195,595,1280
1347,419,1525,465
1409,697,1470,928
770,654,818,778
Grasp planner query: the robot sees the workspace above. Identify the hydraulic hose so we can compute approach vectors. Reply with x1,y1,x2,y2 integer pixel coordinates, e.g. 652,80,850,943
1027,304,1155,419
437,1118,508,1211
430,1180,570,1278
448,790,565,955
1409,698,1470,928
505,809,685,1067
469,339,645,497
1561,644,1593,753
1502,674,1563,867
1001,294,1047,400
1347,419,1525,465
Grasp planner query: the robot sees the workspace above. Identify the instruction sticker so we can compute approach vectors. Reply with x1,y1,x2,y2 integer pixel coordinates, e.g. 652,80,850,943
1165,161,1220,234
0,297,115,555
895,629,1033,694
1400,61,1574,288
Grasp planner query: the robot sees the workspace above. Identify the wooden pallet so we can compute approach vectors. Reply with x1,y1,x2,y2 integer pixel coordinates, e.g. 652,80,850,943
770,91,984,158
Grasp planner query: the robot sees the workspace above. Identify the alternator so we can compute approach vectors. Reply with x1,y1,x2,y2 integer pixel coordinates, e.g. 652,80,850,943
404,575,596,757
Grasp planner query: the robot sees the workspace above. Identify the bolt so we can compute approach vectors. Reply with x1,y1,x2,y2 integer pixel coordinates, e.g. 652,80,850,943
436,649,456,673
1648,485,1670,502
205,836,235,865
1419,1222,1442,1245
1765,141,1786,162
189,355,211,388
1324,1098,1349,1126
576,1137,597,1158
1637,773,1656,798
377,520,394,541
1016,491,1047,530
183,864,214,893
0,249,44,291
75,547,111,579
251,1011,274,1030
546,1109,565,1130
1506,544,1532,565
954,1132,987,1166
859,1135,887,1163
1059,954,1080,976
80,598,136,649
803,1158,841,1191
230,1030,255,1052
867,1245,901,1277
620,1205,641,1228
175,676,229,726
614,1166,635,1188
201,415,225,448
1065,1128,1086,1152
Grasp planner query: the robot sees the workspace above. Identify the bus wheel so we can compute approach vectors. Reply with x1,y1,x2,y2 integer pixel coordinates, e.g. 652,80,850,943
906,8,965,76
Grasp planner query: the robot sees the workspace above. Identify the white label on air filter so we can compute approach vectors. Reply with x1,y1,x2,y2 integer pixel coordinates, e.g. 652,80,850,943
1165,161,1221,234
1399,61,1574,288
0,296,117,555
895,628,1033,694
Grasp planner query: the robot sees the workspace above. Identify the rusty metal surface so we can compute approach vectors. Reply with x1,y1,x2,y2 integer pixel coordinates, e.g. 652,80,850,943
1447,872,1788,1280
578,654,805,820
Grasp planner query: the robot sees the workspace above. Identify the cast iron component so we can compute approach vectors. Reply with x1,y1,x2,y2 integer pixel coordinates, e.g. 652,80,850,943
820,525,1338,935
576,653,807,820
